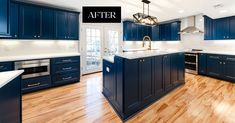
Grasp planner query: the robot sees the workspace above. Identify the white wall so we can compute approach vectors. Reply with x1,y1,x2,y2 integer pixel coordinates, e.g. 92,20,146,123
123,14,235,52
0,40,79,57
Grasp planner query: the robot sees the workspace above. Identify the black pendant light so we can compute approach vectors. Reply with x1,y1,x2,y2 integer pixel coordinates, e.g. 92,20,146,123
133,0,158,26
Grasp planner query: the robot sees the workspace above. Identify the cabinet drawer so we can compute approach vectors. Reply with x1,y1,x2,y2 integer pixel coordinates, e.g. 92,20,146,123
21,76,51,93
51,56,80,64
0,62,13,72
225,55,235,62
52,63,80,74
207,55,222,60
52,72,80,85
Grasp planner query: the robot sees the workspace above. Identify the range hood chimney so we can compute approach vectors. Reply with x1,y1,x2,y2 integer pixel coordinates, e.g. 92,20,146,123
180,16,204,34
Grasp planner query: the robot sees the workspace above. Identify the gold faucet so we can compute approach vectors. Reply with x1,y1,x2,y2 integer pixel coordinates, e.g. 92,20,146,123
142,36,152,50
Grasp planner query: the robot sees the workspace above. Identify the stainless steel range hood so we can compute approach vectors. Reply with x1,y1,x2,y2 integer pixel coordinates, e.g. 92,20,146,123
180,16,204,34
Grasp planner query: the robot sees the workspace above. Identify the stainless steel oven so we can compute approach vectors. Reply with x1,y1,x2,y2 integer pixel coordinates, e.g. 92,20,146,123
185,53,198,74
15,59,50,79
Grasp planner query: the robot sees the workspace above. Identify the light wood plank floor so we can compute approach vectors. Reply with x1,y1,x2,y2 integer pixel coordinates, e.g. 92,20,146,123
22,73,235,123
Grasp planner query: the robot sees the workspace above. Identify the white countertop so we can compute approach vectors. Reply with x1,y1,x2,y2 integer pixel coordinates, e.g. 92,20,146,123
103,56,115,63
0,53,80,62
201,51,235,55
0,70,24,88
116,50,183,59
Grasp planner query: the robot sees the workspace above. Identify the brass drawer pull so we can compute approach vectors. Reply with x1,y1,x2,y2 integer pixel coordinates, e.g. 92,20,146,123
62,67,72,70
63,77,72,80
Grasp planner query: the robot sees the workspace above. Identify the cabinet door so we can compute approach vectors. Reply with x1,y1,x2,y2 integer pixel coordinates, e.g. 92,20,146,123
9,2,19,39
163,55,173,91
152,25,160,41
204,16,213,40
199,53,207,75
223,56,235,82
131,23,138,40
229,16,235,39
153,56,164,98
140,57,154,105
160,24,171,41
171,22,180,41
214,18,230,40
207,55,222,78
171,53,178,85
177,53,185,84
39,8,54,39
123,21,132,41
124,59,141,113
19,5,39,39
54,10,68,39
68,12,79,40
0,0,10,36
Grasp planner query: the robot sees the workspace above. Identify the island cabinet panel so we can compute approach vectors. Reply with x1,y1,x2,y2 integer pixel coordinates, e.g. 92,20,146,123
0,76,21,123
153,55,164,98
104,54,185,121
163,55,173,91
123,59,141,115
140,57,154,106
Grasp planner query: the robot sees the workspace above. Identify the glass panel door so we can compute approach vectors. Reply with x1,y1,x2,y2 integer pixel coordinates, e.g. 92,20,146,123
104,28,121,56
84,28,102,74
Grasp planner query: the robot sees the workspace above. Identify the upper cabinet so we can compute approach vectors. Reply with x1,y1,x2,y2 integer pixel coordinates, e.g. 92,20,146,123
1,1,80,40
204,16,213,40
19,4,54,39
54,10,79,40
123,21,181,41
204,15,235,40
123,21,152,41
0,0,10,37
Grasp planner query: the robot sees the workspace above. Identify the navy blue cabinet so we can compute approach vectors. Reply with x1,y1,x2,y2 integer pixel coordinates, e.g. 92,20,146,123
153,55,164,98
21,76,51,93
19,4,54,39
0,76,21,123
140,57,154,106
160,24,171,41
0,62,13,72
123,21,152,41
229,16,235,39
199,53,207,75
54,10,79,40
152,25,160,41
19,4,39,39
204,16,213,40
163,55,173,91
170,53,185,86
207,55,223,78
51,56,80,86
0,0,10,37
177,53,185,83
223,56,235,81
9,2,19,39
170,22,181,41
213,18,230,40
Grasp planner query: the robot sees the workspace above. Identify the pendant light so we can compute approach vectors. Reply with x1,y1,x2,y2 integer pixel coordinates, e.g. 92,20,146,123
133,0,158,26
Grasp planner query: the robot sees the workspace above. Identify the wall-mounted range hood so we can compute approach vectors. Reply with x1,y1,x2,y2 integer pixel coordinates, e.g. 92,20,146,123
180,16,204,34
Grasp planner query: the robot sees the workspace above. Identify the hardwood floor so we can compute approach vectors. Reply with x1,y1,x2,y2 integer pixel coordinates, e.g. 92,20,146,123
22,73,235,123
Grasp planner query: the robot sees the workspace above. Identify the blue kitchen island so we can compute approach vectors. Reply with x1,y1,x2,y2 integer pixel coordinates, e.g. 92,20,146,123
103,51,185,121
0,70,24,123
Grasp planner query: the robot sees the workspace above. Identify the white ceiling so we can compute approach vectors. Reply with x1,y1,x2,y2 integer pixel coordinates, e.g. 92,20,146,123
22,0,235,22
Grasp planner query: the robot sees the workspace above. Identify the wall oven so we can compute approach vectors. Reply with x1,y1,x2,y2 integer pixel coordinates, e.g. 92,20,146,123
185,53,198,74
15,59,50,79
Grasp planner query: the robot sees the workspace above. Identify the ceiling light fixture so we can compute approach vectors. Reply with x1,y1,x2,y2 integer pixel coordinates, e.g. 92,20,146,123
220,10,228,13
178,10,184,13
133,0,158,26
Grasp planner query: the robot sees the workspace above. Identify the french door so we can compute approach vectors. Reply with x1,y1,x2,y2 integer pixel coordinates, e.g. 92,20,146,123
82,27,103,74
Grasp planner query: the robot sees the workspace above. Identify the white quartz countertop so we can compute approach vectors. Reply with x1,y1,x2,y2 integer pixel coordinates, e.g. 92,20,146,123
0,70,24,88
103,56,115,63
116,50,183,59
201,51,235,55
0,53,80,62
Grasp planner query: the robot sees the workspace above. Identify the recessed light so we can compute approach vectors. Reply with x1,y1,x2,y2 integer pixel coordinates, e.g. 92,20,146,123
220,10,228,13
178,10,184,13
199,19,203,21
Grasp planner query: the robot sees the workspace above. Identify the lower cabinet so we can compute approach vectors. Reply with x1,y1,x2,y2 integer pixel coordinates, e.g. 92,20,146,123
205,54,235,82
103,53,185,121
0,62,13,72
21,76,51,93
51,56,80,86
0,76,21,123
198,53,207,75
